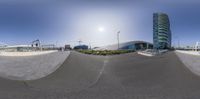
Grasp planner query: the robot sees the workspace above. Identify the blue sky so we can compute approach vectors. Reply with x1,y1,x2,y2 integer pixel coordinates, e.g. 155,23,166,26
0,0,200,47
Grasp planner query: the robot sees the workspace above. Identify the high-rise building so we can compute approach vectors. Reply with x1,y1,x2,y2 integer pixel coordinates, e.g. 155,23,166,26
153,13,171,49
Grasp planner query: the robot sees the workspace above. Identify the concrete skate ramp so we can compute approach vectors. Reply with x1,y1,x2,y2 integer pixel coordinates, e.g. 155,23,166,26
27,51,106,91
1,51,200,99
175,51,200,76
0,51,70,80
0,51,57,56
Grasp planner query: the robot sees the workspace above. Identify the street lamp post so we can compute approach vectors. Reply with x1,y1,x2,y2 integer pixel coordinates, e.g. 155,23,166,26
78,40,82,46
195,42,200,51
178,39,180,49
117,31,120,50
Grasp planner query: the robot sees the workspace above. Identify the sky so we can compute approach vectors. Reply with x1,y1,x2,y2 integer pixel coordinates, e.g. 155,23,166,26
0,0,200,47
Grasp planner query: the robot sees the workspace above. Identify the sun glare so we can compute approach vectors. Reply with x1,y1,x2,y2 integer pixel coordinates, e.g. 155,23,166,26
98,27,105,32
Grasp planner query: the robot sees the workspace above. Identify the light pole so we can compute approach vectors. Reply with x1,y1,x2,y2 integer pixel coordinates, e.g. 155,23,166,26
174,36,180,49
178,38,180,49
78,40,82,46
195,42,200,51
117,31,120,50
89,42,91,50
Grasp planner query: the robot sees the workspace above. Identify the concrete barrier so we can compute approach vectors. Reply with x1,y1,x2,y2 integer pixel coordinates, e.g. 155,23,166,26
138,49,168,57
137,52,154,56
0,51,70,80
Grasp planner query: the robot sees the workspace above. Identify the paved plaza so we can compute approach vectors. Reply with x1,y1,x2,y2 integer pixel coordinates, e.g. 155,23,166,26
0,51,200,99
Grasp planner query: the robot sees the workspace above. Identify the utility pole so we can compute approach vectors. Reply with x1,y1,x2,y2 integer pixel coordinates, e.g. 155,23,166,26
117,31,120,50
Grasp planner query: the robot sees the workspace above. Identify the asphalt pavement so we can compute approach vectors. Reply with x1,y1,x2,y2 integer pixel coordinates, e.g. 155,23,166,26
0,51,200,99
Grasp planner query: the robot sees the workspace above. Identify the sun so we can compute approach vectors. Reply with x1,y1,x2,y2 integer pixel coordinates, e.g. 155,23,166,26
98,27,105,32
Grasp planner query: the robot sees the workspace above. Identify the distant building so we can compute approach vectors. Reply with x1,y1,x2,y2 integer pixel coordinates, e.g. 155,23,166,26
94,41,153,50
64,44,71,50
74,45,88,50
153,13,171,49
0,42,7,48
41,44,56,50
0,45,33,52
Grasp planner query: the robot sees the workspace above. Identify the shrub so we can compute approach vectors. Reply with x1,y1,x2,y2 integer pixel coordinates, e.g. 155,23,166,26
77,50,134,55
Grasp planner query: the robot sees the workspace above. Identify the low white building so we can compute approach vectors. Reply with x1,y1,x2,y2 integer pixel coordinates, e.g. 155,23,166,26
0,45,39,52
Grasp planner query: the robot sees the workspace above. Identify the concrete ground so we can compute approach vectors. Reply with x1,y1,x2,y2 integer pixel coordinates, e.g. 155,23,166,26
0,51,200,99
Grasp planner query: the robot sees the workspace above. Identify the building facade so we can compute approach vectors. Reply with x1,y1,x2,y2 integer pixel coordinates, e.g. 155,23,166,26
94,41,153,50
74,45,88,50
153,13,171,49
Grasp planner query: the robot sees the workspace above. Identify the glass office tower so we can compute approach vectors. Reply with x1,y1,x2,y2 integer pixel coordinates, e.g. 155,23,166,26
153,13,171,49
